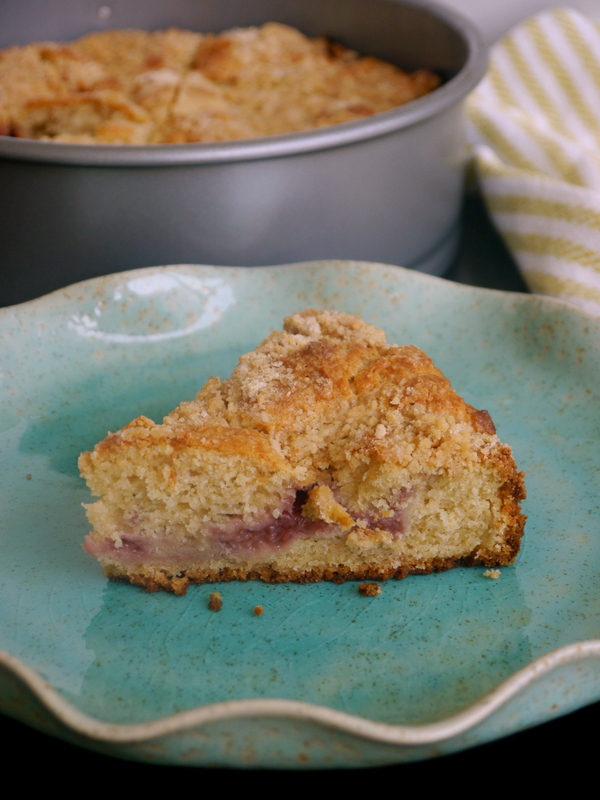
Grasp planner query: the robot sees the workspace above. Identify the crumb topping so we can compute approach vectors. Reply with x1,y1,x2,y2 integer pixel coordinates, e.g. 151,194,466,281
483,568,501,579
162,309,503,512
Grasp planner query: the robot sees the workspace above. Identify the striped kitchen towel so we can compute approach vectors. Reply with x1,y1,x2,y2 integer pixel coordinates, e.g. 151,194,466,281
467,7,600,315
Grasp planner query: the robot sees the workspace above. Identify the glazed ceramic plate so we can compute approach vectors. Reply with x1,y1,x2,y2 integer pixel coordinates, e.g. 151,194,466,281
1,261,599,768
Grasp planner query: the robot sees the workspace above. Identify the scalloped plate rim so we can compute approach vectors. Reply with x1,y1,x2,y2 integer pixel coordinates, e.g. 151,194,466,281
1,640,600,747
3,259,600,321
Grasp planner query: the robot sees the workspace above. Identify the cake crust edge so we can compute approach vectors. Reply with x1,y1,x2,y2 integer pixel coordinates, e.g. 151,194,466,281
102,526,525,597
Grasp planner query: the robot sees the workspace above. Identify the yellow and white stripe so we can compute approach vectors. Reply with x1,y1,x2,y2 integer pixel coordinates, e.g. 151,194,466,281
468,8,600,315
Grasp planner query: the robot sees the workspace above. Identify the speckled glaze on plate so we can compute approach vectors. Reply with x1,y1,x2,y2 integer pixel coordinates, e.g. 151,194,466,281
1,261,599,768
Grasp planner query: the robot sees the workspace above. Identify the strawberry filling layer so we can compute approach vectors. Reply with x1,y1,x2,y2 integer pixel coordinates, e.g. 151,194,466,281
84,487,411,566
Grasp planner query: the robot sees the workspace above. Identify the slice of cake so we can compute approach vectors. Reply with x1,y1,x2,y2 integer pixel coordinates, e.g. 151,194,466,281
79,309,525,594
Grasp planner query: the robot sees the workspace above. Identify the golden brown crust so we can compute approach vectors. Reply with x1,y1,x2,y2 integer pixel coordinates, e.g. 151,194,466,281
470,408,497,435
90,417,288,470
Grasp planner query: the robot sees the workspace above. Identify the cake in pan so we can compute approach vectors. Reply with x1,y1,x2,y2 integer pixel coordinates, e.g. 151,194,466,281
0,23,440,144
79,309,526,594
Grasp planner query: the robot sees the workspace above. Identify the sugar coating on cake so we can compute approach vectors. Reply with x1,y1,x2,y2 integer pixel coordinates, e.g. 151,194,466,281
0,23,440,144
79,309,526,594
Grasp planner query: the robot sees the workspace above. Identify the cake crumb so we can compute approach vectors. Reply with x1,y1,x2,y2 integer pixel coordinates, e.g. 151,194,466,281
25,474,32,479
358,582,382,597
208,591,222,611
253,604,264,616
483,569,501,579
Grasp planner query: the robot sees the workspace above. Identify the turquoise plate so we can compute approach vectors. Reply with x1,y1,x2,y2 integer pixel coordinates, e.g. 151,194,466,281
1,261,599,768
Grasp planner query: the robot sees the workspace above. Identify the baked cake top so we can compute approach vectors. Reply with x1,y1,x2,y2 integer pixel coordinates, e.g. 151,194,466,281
81,310,501,519
0,23,441,144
